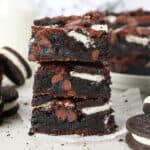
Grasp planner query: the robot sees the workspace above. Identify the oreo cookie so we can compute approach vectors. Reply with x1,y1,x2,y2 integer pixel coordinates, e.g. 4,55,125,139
0,96,4,124
143,96,150,114
126,114,150,150
0,46,32,86
0,87,19,117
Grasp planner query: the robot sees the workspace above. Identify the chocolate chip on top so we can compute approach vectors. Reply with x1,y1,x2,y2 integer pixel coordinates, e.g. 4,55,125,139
38,38,52,48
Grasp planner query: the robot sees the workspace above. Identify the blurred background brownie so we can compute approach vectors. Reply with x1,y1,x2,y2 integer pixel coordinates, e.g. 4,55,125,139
107,9,150,75
110,25,150,75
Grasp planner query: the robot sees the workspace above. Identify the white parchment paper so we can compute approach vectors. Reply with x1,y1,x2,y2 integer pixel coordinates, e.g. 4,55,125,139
18,86,142,143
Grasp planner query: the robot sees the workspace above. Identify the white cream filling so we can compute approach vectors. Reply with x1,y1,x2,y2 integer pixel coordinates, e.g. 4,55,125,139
91,24,108,32
144,96,150,104
68,31,91,48
33,101,74,110
3,100,18,112
132,133,150,146
43,24,59,28
126,35,150,46
33,101,112,116
70,71,104,82
81,102,112,115
33,101,52,109
30,38,35,43
106,15,117,23
0,48,27,78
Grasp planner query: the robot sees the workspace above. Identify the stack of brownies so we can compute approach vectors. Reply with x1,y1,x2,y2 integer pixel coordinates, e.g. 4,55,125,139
29,13,116,135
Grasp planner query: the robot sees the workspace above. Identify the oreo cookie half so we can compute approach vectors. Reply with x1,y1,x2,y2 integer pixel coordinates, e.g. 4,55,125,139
0,96,4,124
126,114,150,150
0,87,19,117
143,96,150,114
0,46,32,86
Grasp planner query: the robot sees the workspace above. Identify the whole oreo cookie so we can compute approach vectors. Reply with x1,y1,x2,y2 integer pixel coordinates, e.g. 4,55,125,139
0,46,32,86
126,114,150,150
0,87,19,117
143,96,150,114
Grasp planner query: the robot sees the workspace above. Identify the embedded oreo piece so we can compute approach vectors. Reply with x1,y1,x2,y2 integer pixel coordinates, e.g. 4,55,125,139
0,46,32,86
143,96,150,114
0,87,19,117
126,114,150,150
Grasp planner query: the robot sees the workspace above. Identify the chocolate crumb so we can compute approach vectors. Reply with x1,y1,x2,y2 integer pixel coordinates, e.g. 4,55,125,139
91,50,100,61
124,99,128,103
7,134,10,137
28,130,34,136
119,138,123,142
24,102,28,105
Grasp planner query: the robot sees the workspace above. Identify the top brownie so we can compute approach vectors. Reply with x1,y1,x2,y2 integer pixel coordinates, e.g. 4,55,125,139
105,8,150,29
29,12,109,63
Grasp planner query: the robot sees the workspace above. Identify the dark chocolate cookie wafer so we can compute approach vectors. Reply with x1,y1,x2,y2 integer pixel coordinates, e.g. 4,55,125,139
126,114,150,150
0,87,19,117
0,96,3,124
143,96,150,114
0,46,32,86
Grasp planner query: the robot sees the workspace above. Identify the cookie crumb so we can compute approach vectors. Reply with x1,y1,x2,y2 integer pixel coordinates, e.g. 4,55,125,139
24,102,28,106
7,134,10,137
124,99,128,103
119,138,123,142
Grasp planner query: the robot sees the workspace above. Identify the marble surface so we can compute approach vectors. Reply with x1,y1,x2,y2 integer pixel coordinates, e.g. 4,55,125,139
0,77,143,150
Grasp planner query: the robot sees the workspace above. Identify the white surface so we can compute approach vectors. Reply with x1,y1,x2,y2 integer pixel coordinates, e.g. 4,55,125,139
111,72,150,93
0,78,143,149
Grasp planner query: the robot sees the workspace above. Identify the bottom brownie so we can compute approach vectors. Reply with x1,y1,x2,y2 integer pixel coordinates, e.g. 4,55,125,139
30,106,116,136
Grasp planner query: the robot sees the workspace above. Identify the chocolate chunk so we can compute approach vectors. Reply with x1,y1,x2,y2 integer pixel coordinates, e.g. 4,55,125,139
39,38,52,48
55,107,67,121
67,111,77,123
63,80,72,91
51,74,63,84
91,50,100,61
